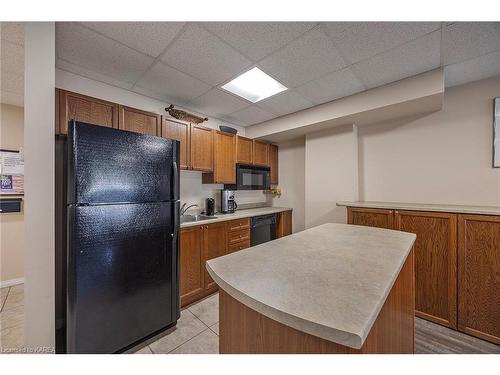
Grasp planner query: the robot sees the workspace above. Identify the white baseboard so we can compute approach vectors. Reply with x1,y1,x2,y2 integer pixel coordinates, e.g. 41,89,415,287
0,277,24,289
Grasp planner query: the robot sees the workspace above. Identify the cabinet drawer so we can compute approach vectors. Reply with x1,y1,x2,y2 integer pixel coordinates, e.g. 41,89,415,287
228,229,250,245
226,218,250,232
228,239,250,253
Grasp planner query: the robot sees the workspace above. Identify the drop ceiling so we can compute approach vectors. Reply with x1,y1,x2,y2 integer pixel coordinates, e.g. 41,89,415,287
3,21,495,124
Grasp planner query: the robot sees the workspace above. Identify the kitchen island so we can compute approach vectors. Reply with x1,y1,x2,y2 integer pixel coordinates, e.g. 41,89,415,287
206,223,417,353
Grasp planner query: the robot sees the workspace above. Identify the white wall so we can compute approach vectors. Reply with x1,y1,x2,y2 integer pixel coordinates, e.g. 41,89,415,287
24,22,55,349
359,75,500,206
273,138,306,232
0,104,24,283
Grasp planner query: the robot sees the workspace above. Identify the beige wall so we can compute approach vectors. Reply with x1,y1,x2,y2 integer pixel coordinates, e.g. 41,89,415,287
0,104,24,283
273,138,306,232
305,125,358,228
359,75,500,206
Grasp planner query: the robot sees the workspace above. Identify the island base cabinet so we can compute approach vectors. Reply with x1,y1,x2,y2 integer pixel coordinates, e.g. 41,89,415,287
458,214,500,345
219,248,415,354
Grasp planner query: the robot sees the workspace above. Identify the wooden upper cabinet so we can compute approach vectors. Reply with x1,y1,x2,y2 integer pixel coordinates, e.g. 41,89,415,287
236,136,253,164
457,214,500,344
347,207,395,229
396,210,457,329
118,105,160,136
190,125,213,172
57,89,118,134
162,118,190,169
204,222,227,290
268,144,279,185
180,226,205,307
203,131,236,184
253,140,269,166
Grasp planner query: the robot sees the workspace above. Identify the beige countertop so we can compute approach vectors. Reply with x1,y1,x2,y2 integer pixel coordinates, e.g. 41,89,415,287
206,223,416,349
337,201,500,216
180,206,292,228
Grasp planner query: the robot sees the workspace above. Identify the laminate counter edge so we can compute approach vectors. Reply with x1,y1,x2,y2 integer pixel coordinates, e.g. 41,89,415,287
337,201,500,216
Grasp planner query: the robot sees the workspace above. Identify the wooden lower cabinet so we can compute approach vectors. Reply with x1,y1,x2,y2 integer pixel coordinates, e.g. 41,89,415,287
395,210,457,328
458,214,500,344
346,206,500,345
347,207,394,229
179,226,205,307
277,210,293,238
204,223,227,291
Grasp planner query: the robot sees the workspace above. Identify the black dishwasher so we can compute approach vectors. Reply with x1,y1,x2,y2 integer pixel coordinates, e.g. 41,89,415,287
251,214,277,246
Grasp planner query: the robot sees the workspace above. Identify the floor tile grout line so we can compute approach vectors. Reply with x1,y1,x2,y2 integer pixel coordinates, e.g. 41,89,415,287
161,328,212,354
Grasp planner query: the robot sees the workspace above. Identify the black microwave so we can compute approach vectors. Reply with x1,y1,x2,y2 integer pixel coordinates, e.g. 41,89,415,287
227,164,270,190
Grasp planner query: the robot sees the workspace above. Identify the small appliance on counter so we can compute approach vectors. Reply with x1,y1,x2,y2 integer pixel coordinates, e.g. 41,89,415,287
205,197,215,216
220,189,237,214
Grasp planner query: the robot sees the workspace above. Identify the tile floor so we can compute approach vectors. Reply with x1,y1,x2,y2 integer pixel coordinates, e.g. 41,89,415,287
2,285,499,354
0,284,25,353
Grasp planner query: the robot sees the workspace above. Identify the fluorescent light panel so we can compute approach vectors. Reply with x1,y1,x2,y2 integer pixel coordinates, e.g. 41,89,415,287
222,67,287,103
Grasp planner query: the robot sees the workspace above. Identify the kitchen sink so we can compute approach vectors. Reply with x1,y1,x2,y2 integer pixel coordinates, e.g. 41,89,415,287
180,214,217,223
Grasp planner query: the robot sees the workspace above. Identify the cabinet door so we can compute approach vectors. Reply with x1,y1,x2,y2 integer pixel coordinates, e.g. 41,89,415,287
58,90,118,134
180,226,205,307
190,125,213,172
269,144,279,185
253,140,269,166
204,223,227,290
236,136,253,164
458,214,500,344
277,210,292,238
396,210,457,328
118,105,160,136
162,118,190,169
347,207,395,229
213,131,236,184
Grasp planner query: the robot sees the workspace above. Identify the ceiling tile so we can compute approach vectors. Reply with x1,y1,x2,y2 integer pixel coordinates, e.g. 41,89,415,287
225,105,276,126
185,88,250,118
323,22,441,64
350,31,441,89
257,90,313,116
134,61,210,105
161,23,251,86
56,59,134,90
1,70,24,94
202,22,317,61
445,50,500,87
259,27,346,88
1,22,24,45
1,40,24,75
442,22,500,65
295,68,365,105
81,22,185,57
56,23,154,85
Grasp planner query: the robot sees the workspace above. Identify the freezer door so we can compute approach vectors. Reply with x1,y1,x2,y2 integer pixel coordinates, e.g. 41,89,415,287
68,121,179,204
67,202,178,353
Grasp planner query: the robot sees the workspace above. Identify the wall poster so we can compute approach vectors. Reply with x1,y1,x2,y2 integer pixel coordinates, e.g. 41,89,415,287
0,149,24,195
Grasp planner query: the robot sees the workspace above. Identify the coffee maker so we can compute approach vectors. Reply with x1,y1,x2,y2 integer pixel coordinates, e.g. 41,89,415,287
220,189,237,214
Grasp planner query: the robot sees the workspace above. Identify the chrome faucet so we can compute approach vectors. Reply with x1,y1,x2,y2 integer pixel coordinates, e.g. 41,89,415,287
180,203,199,216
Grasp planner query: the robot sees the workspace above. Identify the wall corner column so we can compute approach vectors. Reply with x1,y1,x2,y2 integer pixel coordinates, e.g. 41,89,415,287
24,22,55,350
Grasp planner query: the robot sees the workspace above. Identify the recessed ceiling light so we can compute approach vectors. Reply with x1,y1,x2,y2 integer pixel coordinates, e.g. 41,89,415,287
221,67,287,103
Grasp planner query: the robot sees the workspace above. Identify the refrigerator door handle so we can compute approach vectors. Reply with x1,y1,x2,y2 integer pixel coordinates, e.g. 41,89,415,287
172,160,179,201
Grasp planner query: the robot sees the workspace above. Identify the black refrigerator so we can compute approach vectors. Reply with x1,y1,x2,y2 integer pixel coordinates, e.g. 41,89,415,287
63,121,180,353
